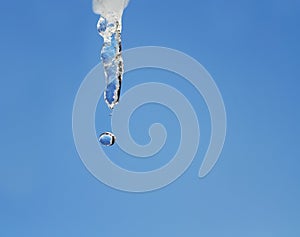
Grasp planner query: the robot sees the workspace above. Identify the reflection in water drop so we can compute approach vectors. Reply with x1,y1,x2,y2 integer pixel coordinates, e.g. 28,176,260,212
99,132,116,146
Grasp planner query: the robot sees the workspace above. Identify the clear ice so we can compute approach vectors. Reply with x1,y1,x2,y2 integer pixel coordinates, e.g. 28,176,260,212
97,14,123,110
99,132,116,146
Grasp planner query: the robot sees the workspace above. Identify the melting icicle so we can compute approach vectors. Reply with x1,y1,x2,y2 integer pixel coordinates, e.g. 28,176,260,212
94,0,129,147
99,132,116,146
97,14,123,110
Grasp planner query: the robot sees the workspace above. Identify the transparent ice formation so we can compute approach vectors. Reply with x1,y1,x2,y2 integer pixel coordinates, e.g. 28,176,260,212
99,132,116,146
97,14,123,110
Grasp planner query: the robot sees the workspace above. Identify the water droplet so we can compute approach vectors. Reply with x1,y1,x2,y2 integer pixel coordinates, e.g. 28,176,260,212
99,132,116,146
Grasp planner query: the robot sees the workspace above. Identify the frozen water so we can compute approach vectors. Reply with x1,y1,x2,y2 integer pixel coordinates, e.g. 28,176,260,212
97,15,123,109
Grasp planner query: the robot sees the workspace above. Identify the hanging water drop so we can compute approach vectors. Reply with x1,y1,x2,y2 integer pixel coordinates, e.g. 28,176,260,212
99,132,116,146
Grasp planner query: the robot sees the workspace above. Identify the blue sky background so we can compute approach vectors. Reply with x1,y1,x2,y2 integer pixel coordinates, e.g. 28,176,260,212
1,0,300,236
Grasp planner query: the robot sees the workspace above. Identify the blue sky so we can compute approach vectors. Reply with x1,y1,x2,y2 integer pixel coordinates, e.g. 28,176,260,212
1,0,300,236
